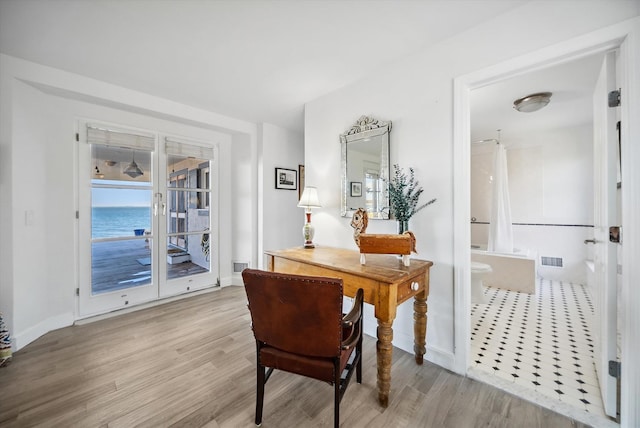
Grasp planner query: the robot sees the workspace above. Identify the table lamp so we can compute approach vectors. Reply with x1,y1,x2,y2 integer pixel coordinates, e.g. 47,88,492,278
297,186,322,248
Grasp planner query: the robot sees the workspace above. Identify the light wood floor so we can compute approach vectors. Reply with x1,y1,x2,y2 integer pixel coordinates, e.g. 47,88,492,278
0,286,589,427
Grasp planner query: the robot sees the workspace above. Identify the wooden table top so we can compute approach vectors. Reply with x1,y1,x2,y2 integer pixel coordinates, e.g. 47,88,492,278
265,246,432,284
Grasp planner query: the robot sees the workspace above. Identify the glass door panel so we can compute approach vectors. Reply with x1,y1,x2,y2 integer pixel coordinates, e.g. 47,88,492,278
91,239,152,293
162,154,214,296
91,190,153,294
79,137,158,316
168,172,188,249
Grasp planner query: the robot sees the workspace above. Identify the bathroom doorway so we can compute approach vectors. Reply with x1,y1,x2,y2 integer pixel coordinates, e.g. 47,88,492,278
452,30,635,425
468,53,609,419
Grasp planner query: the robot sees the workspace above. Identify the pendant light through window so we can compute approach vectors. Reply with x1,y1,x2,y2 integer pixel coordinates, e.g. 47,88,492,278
124,151,143,178
94,146,105,179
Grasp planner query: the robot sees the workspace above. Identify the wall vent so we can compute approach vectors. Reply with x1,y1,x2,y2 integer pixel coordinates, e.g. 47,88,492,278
541,256,563,268
233,261,249,273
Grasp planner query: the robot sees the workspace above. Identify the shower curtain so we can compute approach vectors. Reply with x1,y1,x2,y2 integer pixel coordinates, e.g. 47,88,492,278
488,144,513,253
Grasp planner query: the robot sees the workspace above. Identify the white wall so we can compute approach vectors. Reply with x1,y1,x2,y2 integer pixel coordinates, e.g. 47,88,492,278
259,123,304,266
230,132,254,278
0,53,14,339
11,81,55,346
471,125,594,283
304,2,639,368
0,54,259,349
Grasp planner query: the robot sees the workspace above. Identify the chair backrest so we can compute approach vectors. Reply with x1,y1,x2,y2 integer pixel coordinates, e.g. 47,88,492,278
242,269,344,358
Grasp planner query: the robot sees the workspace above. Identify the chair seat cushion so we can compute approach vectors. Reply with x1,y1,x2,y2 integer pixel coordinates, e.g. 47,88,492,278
260,345,355,383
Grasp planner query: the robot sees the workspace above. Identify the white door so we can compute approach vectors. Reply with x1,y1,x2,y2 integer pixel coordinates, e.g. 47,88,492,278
591,50,619,418
159,138,219,298
78,122,219,316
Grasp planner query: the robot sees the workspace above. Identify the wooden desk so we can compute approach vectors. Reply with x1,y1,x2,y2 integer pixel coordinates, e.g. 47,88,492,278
265,246,433,407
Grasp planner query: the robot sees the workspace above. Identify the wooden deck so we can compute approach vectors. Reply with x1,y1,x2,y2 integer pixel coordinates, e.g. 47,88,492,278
91,239,208,294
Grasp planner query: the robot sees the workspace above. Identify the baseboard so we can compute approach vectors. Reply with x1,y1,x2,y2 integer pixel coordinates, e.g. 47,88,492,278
424,344,456,370
364,326,455,372
14,312,74,351
221,275,237,287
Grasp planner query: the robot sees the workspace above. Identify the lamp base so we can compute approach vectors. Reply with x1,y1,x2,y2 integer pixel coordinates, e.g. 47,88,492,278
302,220,315,249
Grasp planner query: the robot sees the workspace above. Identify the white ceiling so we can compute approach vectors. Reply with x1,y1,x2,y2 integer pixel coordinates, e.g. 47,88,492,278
0,0,530,132
471,53,606,146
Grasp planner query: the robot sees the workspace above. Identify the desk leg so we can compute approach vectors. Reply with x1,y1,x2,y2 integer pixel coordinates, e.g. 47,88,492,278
376,320,393,407
413,290,428,365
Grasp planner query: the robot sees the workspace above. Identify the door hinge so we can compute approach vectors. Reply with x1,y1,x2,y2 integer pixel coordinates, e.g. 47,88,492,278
76,288,80,296
609,360,621,378
75,210,79,219
608,89,621,107
609,226,621,243
75,132,79,142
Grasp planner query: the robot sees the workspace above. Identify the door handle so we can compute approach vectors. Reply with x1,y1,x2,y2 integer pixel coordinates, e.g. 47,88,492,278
584,239,597,244
162,203,166,216
154,193,162,217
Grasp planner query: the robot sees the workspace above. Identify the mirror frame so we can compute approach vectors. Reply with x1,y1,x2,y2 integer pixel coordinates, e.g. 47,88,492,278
340,115,392,219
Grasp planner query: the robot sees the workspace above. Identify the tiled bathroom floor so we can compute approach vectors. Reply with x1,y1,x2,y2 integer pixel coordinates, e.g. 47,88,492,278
470,278,605,417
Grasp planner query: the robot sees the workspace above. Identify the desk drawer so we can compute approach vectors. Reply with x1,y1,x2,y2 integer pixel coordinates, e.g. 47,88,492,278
397,274,427,303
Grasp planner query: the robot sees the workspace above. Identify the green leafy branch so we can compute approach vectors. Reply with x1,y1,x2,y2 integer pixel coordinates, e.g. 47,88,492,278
386,164,436,222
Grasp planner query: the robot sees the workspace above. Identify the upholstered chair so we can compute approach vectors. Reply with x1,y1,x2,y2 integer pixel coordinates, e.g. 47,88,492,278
242,269,364,427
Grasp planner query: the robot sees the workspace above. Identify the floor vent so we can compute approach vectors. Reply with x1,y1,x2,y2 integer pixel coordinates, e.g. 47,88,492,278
233,261,249,273
541,256,563,268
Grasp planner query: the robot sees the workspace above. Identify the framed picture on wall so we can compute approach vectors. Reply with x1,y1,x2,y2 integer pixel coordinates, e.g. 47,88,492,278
275,167,297,190
350,181,362,197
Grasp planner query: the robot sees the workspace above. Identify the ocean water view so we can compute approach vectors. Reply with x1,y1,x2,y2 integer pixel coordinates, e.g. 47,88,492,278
92,206,151,239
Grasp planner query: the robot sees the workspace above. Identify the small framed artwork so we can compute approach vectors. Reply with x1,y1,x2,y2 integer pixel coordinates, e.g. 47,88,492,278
350,181,362,197
275,167,297,190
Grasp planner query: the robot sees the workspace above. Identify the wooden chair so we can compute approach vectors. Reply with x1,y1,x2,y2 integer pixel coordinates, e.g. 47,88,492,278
242,269,364,428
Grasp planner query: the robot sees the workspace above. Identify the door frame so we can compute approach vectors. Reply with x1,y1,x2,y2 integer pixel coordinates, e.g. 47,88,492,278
452,19,640,425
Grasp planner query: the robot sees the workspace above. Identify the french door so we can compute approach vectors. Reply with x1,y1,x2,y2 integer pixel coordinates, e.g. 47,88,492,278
78,122,218,317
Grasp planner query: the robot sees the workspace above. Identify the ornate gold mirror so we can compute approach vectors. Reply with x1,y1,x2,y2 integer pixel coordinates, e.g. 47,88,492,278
340,116,391,219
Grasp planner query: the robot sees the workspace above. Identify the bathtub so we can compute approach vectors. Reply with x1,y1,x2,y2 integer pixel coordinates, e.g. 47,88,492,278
471,244,537,294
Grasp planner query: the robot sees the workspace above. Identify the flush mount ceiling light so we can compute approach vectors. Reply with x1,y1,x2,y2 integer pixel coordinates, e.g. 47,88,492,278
123,152,143,178
513,92,552,113
104,160,117,167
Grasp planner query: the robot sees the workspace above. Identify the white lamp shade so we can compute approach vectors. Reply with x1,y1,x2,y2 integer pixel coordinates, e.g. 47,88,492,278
297,186,322,208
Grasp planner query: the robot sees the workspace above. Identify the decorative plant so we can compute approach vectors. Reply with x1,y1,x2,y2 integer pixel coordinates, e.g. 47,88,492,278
386,164,436,222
